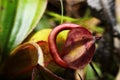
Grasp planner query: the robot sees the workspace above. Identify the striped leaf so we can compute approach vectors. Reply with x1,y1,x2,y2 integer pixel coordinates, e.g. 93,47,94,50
0,0,47,59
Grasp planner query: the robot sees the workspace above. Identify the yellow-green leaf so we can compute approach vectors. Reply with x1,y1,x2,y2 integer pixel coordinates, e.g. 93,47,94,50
0,0,47,60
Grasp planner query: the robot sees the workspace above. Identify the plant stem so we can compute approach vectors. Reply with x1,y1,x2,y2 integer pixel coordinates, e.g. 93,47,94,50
60,0,63,24
90,62,101,80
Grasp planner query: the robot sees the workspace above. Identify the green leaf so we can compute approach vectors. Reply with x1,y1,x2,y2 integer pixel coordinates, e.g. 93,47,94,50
0,0,47,60
47,12,78,22
86,63,101,80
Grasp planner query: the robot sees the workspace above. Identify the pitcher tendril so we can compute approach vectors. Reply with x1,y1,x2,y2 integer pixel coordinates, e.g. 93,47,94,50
60,0,64,24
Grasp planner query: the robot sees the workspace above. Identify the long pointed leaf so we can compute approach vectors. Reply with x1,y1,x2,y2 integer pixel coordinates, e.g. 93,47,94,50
0,0,47,60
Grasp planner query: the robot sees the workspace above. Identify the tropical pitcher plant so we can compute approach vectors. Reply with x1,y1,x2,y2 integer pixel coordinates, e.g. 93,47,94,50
0,0,101,80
